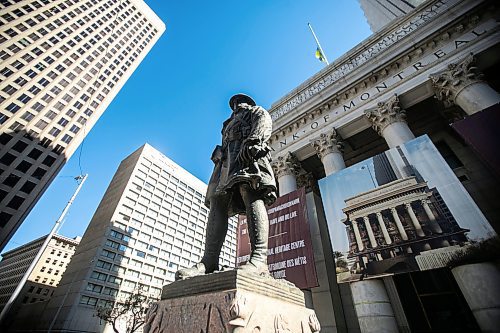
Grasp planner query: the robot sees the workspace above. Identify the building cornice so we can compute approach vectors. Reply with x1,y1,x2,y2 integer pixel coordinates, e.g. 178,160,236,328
268,0,497,155
53,234,81,246
1,234,79,258
129,0,166,32
269,0,483,125
342,177,430,219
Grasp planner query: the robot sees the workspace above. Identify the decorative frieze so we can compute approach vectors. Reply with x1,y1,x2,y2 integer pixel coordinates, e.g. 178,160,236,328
271,152,301,178
270,0,457,121
429,53,483,107
269,10,493,151
270,3,486,125
310,128,344,159
364,94,407,136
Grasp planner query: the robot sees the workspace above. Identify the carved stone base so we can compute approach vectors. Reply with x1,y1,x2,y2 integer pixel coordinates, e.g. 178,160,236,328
143,269,321,333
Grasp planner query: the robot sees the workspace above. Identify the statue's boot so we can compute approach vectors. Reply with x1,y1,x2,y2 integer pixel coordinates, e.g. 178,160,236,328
239,199,269,275
175,197,229,281
175,262,210,280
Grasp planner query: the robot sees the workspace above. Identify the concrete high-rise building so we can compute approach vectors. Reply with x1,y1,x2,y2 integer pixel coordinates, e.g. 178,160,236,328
0,0,166,252
37,144,237,332
358,0,427,32
0,233,80,315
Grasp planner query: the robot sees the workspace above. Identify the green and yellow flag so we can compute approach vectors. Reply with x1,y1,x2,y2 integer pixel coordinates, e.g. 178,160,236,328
308,23,329,65
315,46,326,63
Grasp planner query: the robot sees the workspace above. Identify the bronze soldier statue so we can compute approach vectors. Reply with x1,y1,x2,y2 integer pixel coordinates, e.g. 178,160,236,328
176,94,277,280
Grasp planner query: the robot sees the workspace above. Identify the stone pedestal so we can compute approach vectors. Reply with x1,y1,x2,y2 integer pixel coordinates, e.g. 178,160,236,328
144,270,321,333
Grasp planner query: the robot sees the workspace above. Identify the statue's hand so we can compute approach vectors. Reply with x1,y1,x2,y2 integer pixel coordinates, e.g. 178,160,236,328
236,141,253,165
237,137,267,165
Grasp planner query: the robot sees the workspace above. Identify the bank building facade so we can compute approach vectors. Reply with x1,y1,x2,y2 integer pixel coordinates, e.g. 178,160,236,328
268,0,500,332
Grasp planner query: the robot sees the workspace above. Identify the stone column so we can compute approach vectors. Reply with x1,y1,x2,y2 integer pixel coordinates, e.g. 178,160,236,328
421,199,443,234
311,127,346,176
352,220,364,251
363,216,378,248
452,262,500,333
390,207,408,241
365,94,415,148
376,212,392,245
351,279,399,333
272,152,300,196
405,203,425,237
430,53,500,115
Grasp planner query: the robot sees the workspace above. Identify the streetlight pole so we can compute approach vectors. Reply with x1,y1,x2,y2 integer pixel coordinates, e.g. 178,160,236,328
0,174,88,325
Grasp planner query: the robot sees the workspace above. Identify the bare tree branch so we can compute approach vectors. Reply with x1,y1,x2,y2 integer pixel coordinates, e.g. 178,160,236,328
96,288,153,333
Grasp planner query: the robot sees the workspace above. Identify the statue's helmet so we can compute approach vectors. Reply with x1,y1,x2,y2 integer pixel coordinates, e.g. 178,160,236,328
229,93,256,111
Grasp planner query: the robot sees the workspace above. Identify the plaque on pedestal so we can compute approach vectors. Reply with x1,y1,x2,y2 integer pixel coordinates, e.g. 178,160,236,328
143,270,320,333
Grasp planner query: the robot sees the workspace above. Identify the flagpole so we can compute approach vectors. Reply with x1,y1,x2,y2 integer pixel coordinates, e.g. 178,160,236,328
308,23,329,65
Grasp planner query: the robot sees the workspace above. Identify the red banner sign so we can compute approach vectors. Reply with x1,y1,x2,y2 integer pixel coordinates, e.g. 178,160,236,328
236,187,318,289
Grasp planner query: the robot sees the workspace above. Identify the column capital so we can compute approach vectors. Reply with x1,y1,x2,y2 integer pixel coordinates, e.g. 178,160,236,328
310,127,344,159
271,152,301,178
297,172,317,193
429,53,483,108
364,94,407,136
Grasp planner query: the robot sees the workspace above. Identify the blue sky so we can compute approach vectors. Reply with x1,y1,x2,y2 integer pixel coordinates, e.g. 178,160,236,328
319,159,377,253
3,1,372,253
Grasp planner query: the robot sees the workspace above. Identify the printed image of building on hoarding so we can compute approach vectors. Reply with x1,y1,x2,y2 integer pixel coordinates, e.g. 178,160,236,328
319,135,495,283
